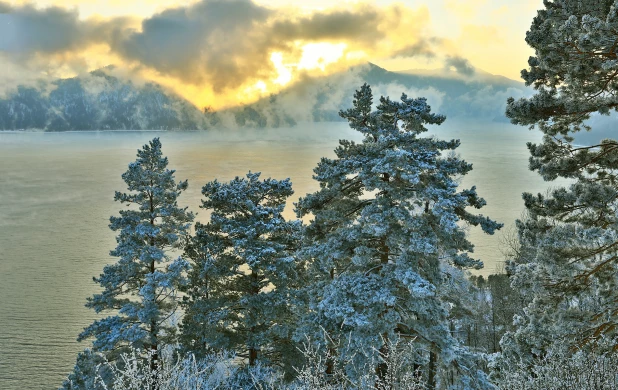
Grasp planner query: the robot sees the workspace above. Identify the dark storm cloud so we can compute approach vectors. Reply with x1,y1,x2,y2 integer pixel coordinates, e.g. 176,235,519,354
444,55,475,76
111,0,403,91
110,0,274,91
0,3,84,53
270,8,384,44
0,2,127,55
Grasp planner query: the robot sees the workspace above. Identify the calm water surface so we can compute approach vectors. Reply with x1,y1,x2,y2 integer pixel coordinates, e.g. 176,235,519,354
0,121,561,389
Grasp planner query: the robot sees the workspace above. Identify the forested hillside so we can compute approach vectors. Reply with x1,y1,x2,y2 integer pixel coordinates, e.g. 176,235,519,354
0,69,208,131
0,62,528,131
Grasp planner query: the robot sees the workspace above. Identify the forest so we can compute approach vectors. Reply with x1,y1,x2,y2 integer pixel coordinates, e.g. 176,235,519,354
60,1,618,389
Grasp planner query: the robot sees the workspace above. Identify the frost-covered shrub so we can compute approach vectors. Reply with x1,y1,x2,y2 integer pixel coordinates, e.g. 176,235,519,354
63,338,431,390
75,347,281,390
497,349,618,390
291,335,426,390
61,349,109,390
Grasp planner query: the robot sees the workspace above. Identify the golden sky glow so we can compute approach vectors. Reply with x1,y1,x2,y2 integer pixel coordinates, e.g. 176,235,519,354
0,0,543,109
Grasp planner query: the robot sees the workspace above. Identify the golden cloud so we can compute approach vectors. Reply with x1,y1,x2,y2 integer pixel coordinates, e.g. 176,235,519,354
0,0,438,109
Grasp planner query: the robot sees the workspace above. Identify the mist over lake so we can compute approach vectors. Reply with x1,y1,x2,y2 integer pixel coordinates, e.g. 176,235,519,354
0,121,560,388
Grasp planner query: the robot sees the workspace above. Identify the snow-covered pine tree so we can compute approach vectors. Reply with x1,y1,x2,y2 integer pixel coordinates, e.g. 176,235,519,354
181,172,303,376
295,84,501,389
78,138,194,370
501,0,618,361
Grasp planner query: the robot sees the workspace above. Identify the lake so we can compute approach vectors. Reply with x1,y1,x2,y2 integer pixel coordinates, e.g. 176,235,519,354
0,121,562,389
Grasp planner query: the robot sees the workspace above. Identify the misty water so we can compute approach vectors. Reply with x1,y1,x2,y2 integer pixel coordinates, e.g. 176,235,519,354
0,121,563,389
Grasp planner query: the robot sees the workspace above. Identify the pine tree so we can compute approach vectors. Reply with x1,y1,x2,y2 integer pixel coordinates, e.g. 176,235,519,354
60,349,107,390
181,172,303,376
78,138,194,371
502,0,618,358
295,84,501,388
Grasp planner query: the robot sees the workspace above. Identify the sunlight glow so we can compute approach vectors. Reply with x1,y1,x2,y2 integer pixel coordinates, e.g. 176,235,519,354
296,42,347,71
271,52,293,86
255,80,268,93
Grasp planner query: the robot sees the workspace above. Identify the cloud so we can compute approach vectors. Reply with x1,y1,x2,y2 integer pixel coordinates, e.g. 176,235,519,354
110,0,273,91
0,0,439,107
457,85,530,119
108,0,434,93
0,4,86,54
0,3,130,55
392,38,442,59
444,56,475,76
269,7,383,44
0,2,136,95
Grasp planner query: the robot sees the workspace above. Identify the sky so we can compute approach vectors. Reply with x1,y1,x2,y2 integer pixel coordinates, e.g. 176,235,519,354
0,0,543,109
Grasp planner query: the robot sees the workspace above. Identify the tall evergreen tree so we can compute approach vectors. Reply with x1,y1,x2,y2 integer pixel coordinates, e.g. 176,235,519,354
78,138,194,369
502,0,618,361
295,84,501,388
181,172,303,376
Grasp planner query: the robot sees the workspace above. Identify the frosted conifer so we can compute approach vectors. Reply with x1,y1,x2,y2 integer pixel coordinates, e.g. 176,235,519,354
502,0,618,362
78,138,194,371
181,172,303,376
296,84,501,388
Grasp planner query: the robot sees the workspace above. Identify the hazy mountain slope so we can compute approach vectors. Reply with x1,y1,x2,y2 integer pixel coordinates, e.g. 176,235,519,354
0,63,530,131
0,87,50,130
0,69,208,131
224,63,531,128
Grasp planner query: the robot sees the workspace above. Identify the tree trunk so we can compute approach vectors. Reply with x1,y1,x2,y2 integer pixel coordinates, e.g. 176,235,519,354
376,168,390,387
428,343,437,390
325,355,334,377
249,269,259,366
148,189,159,389
373,227,393,387
249,348,258,366
490,286,498,353
149,341,159,389
326,267,335,377
375,337,390,389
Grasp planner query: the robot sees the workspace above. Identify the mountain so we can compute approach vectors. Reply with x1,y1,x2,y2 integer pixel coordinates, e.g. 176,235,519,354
0,63,530,131
0,68,208,131
395,67,522,88
222,63,531,128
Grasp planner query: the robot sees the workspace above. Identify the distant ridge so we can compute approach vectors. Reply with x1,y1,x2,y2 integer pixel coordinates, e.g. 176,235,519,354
222,62,530,128
0,68,208,131
395,67,522,87
0,63,530,131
